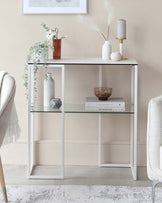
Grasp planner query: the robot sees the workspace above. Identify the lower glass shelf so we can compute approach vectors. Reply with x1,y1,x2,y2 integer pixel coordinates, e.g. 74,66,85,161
30,104,134,114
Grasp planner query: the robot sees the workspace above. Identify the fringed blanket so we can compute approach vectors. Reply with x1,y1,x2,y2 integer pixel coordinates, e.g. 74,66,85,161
0,71,20,145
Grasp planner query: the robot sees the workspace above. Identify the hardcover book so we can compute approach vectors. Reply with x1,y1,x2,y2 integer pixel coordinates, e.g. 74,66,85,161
85,97,125,107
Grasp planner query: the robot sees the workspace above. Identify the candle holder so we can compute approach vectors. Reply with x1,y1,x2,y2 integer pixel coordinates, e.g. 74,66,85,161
117,19,127,60
116,38,126,60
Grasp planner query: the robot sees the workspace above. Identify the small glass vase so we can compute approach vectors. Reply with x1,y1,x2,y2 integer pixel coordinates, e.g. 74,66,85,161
102,41,112,60
53,39,62,59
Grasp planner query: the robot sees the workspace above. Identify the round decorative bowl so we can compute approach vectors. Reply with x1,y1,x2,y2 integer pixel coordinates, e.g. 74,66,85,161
94,87,112,100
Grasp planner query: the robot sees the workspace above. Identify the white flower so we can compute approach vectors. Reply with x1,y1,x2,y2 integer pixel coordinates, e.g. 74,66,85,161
41,23,66,40
46,29,54,40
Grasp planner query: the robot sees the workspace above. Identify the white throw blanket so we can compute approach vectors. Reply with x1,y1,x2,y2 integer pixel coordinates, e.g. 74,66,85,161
0,71,20,145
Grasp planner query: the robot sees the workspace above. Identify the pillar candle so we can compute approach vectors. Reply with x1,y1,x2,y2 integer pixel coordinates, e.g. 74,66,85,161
117,19,126,39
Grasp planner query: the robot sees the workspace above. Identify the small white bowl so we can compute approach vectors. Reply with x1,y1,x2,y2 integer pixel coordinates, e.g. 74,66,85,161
111,52,121,61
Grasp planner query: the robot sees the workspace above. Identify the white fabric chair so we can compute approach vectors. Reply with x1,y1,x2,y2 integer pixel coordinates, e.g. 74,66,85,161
147,95,162,203
0,73,15,202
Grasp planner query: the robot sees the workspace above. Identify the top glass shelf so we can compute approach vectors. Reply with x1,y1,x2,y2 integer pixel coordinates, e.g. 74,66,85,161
30,104,134,114
28,57,138,66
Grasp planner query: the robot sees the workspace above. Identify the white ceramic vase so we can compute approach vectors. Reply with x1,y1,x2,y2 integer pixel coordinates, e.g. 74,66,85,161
102,41,112,60
44,73,55,107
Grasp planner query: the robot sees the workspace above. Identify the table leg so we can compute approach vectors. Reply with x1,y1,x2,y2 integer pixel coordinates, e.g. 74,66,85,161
131,65,138,180
133,65,138,180
98,65,102,166
61,65,65,179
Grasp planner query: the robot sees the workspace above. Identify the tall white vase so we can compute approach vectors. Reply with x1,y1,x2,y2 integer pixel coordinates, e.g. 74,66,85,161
44,73,55,107
102,41,112,60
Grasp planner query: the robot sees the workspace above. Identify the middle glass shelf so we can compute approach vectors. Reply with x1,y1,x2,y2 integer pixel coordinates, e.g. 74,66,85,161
30,104,134,114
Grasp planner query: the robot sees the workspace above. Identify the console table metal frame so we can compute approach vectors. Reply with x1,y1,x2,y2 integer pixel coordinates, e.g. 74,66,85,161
27,58,138,180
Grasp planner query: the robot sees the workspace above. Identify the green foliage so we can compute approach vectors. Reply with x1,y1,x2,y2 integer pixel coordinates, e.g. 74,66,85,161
41,23,59,40
24,22,63,100
23,41,53,99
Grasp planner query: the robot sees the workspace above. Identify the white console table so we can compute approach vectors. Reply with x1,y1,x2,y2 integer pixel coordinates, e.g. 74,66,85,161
28,58,138,180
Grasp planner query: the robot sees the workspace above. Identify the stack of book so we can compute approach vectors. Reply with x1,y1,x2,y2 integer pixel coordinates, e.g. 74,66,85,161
85,97,125,111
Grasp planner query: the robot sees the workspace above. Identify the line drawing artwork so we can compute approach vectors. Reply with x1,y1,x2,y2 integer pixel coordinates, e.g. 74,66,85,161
23,0,87,14
29,0,80,7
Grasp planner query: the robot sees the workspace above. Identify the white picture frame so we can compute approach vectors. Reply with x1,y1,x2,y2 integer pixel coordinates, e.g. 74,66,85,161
23,0,87,14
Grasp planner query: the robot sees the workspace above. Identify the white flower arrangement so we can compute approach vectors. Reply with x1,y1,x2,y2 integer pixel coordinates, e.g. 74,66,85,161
41,23,68,40
41,23,59,40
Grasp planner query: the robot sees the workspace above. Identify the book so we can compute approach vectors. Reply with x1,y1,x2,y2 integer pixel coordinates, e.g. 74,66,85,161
85,106,125,111
85,97,125,109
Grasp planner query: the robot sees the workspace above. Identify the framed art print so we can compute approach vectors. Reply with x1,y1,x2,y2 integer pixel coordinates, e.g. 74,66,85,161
23,0,87,14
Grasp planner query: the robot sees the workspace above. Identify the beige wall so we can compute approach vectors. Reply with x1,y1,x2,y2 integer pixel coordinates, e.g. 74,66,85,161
0,0,162,166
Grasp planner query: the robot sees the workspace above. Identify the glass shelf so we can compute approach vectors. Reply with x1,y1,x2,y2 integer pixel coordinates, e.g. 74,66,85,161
30,104,134,114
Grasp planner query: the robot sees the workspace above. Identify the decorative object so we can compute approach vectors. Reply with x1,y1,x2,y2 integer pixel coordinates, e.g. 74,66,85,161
85,97,125,111
50,98,62,109
102,41,112,60
24,40,52,99
94,87,112,100
24,24,54,99
117,19,126,60
117,19,126,39
35,46,49,63
41,23,67,60
23,0,87,14
53,39,62,59
77,1,114,59
111,52,121,61
44,73,55,107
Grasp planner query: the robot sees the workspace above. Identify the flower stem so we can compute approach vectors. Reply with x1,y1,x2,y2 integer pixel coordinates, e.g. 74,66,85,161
100,32,107,41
